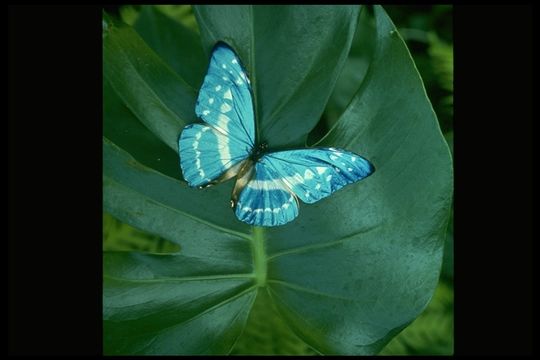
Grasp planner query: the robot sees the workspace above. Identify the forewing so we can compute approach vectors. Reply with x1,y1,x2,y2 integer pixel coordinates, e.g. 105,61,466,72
179,42,256,188
195,42,255,147
260,147,375,204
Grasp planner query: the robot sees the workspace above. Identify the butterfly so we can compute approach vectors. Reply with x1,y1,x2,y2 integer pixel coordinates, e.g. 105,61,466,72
179,42,375,227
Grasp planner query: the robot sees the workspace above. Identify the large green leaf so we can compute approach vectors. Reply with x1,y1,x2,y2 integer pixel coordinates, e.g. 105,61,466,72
380,280,454,355
104,250,256,355
267,7,451,352
103,5,452,355
230,289,317,355
103,212,181,253
103,138,256,355
193,5,360,148
103,12,196,152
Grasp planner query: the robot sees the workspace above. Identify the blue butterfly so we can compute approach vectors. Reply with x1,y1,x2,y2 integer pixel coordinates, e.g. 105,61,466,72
179,42,375,227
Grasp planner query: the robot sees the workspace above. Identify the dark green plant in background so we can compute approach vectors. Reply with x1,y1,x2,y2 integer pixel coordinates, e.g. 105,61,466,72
103,5,453,355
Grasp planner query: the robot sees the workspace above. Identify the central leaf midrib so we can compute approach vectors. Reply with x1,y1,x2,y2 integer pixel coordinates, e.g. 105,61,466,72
250,226,267,287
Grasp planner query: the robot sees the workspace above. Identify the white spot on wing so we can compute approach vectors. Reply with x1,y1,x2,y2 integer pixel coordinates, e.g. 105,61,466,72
202,110,210,116
215,85,222,91
330,154,338,161
326,175,332,181
222,64,227,69
281,173,305,189
220,103,232,113
315,183,321,190
304,169,314,180
192,132,205,178
208,98,214,104
231,58,238,64
223,89,233,100
316,167,327,175
247,179,286,191
351,156,357,162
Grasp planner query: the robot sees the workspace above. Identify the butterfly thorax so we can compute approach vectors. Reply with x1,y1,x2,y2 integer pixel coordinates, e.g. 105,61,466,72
250,142,269,162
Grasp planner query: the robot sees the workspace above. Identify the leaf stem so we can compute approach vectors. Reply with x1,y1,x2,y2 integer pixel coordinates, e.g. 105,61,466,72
251,226,267,287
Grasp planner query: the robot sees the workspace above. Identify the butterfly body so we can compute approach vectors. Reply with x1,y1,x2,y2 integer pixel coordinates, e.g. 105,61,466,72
179,42,375,227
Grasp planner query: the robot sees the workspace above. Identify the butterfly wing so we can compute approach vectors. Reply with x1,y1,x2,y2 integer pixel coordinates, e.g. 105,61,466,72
234,161,299,227
259,147,375,204
234,147,373,226
179,42,255,187
179,123,252,187
195,42,255,146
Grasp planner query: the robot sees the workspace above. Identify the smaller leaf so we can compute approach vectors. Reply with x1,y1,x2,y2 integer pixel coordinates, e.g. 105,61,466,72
134,6,206,89
155,5,199,32
103,212,180,253
119,5,140,26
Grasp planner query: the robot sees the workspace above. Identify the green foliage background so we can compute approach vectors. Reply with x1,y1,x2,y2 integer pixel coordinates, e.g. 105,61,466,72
104,5,453,355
